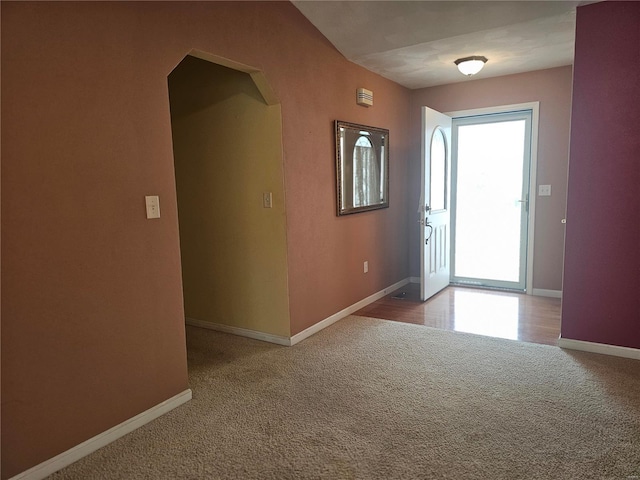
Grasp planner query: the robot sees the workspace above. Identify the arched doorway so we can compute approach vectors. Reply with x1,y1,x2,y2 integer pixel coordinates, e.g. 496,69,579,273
167,53,290,342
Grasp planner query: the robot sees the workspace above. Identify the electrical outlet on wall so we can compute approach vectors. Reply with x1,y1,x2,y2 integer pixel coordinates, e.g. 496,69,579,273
364,261,369,273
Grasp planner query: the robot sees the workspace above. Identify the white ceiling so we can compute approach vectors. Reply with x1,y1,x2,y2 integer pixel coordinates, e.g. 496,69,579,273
292,1,592,89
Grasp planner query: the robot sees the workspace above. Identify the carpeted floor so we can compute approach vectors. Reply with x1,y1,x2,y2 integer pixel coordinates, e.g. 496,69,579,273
51,316,640,479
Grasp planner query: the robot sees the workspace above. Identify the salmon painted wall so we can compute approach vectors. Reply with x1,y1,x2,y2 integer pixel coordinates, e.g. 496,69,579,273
409,67,573,291
1,3,190,477
561,2,640,349
1,2,411,476
277,25,411,337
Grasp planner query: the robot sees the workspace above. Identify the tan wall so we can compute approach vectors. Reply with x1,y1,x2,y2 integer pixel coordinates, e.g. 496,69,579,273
169,56,290,337
1,2,411,476
409,66,573,291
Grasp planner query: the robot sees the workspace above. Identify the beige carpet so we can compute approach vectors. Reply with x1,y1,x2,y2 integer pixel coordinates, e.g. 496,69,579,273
51,316,640,479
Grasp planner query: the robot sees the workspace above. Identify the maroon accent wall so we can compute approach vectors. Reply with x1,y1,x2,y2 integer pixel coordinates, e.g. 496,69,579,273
1,2,411,477
561,2,640,348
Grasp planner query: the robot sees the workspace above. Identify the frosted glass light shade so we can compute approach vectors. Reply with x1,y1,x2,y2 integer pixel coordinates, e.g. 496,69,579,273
455,56,488,76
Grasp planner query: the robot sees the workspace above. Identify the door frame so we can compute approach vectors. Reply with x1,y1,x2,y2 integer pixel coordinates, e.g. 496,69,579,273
445,102,540,295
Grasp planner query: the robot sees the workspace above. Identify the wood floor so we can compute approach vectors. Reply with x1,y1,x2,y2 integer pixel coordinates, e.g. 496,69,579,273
355,283,561,346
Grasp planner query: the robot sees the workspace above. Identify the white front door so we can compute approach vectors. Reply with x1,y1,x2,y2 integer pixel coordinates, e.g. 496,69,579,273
420,107,452,301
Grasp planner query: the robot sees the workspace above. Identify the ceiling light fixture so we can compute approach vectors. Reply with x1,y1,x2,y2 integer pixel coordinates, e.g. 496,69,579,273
454,56,488,76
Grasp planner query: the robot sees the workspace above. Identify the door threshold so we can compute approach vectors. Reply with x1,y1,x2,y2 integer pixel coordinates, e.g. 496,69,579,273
449,282,526,294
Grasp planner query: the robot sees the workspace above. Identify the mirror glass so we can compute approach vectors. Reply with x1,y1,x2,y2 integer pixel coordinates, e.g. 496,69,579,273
335,121,389,216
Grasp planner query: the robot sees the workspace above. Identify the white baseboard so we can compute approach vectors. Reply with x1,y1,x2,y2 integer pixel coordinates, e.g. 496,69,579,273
10,389,192,480
187,278,411,347
558,338,640,361
290,277,411,346
410,276,420,284
186,317,291,346
531,288,562,298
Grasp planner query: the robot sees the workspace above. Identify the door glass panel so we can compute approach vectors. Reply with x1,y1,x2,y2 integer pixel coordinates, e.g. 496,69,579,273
454,119,527,283
430,127,447,211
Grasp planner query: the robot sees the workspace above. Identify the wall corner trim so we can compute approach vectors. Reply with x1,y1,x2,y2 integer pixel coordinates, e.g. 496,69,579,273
9,389,193,480
558,338,640,361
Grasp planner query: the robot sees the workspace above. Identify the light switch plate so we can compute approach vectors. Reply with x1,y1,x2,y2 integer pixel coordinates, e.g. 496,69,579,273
538,185,552,197
263,192,273,209
145,195,160,219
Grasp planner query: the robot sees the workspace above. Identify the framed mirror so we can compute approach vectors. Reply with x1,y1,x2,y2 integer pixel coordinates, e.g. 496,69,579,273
335,120,389,216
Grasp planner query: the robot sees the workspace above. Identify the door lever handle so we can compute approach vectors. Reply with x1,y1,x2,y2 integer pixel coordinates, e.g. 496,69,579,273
516,195,529,213
425,223,433,244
